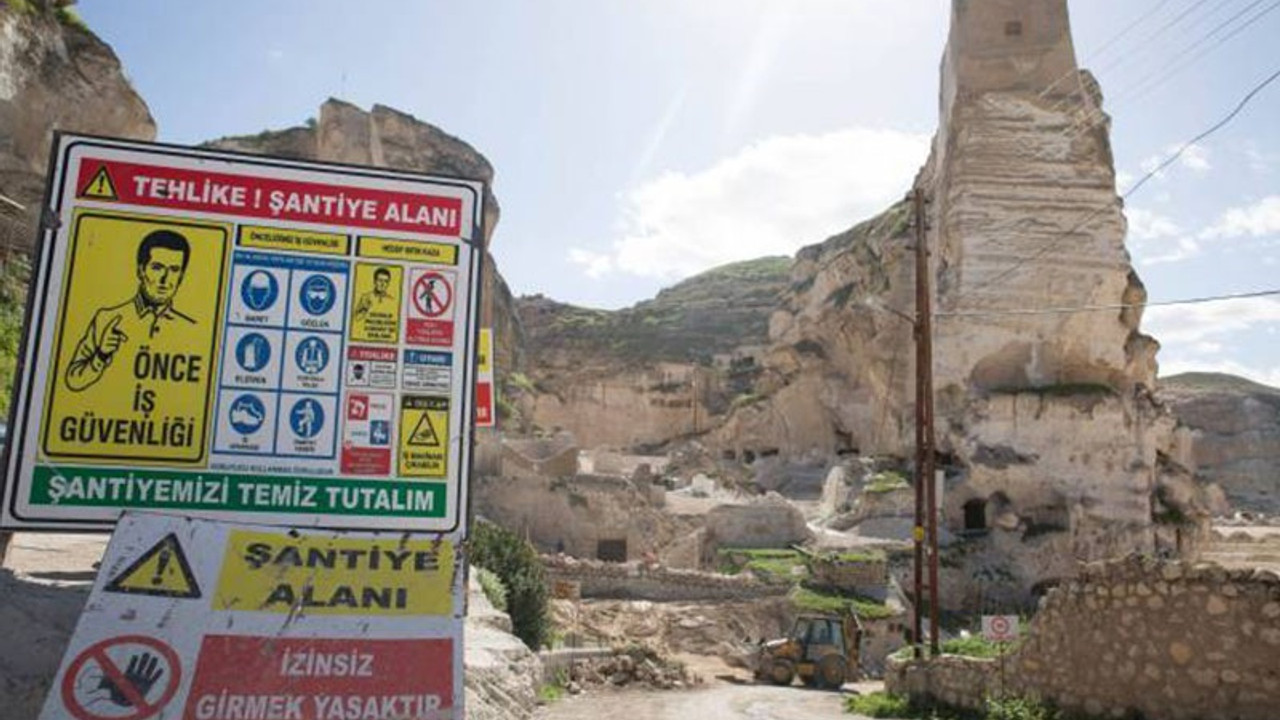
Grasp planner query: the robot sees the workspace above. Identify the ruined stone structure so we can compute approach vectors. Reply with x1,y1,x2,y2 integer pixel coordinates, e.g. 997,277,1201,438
887,556,1280,720
712,0,1210,606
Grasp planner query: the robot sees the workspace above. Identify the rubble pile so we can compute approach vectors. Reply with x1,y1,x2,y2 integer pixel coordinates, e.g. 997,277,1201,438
562,645,702,694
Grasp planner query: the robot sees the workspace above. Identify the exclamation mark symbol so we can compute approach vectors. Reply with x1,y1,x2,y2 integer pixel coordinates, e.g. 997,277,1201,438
152,547,172,586
94,174,107,195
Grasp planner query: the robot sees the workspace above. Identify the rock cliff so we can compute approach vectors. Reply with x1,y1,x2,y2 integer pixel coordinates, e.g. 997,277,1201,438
0,0,154,246
1160,372,1280,514
711,0,1209,604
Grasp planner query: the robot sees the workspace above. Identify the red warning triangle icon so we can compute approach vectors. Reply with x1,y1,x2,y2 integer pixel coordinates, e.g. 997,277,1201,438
79,165,118,201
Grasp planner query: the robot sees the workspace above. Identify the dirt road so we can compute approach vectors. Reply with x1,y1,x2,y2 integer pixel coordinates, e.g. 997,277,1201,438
536,683,874,720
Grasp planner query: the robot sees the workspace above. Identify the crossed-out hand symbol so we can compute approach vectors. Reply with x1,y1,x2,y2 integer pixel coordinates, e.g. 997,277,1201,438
97,652,164,707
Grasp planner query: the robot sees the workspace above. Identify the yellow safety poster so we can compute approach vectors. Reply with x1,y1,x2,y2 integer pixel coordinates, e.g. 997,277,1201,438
399,396,449,477
349,262,403,344
42,211,228,464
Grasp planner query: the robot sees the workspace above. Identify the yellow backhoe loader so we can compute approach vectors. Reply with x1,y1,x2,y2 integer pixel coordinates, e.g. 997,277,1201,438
752,610,863,690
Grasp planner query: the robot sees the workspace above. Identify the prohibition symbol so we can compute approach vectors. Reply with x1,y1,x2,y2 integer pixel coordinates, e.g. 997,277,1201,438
411,272,453,318
989,616,1011,636
61,635,181,720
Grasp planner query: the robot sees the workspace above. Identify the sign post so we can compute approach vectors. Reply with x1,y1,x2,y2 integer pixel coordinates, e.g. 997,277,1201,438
981,615,1020,699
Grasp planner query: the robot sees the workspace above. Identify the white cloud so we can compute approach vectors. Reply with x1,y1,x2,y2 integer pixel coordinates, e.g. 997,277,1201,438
1144,297,1280,345
566,248,615,279
1126,208,1180,241
1137,237,1200,266
570,127,929,281
1139,142,1212,180
1126,208,1197,265
1198,195,1280,240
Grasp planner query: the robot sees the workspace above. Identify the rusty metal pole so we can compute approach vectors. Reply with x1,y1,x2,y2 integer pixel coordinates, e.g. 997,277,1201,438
913,187,941,657
910,189,926,660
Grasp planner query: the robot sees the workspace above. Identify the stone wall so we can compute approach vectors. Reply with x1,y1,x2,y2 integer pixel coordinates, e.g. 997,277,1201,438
542,556,789,603
887,556,1280,720
704,494,813,550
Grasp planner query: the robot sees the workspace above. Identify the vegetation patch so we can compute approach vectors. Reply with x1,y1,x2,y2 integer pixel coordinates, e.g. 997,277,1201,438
865,471,910,494
790,586,896,620
844,692,1072,720
718,548,808,583
0,256,30,419
468,520,551,650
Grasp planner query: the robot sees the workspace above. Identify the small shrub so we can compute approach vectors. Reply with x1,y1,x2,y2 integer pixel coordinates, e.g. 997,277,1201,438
985,696,1060,720
474,566,508,612
941,635,1003,659
865,471,910,494
468,520,551,650
845,691,912,717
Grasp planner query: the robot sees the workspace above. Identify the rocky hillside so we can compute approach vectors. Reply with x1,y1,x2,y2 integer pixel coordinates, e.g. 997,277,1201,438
1160,372,1280,513
510,257,788,448
518,256,788,368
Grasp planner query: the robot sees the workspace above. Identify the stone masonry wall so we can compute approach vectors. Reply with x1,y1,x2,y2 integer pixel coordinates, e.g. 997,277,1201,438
887,556,1280,720
542,556,788,603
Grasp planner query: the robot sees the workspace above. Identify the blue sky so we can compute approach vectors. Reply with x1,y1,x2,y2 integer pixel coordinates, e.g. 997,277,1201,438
79,0,1280,385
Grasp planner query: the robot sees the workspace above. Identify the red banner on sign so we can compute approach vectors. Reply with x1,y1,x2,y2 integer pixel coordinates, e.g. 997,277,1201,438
184,636,453,720
76,159,465,235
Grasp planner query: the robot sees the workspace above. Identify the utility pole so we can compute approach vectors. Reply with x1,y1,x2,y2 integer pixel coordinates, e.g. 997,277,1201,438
911,187,940,657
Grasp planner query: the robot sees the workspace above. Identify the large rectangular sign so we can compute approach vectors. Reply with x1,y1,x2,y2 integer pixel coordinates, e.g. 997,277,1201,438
39,511,464,720
2,135,484,531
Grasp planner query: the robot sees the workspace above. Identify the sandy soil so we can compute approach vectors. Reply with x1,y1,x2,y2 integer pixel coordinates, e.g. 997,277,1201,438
535,678,884,720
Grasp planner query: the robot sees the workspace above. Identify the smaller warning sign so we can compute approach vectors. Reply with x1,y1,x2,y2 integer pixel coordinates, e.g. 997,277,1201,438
105,533,201,599
476,328,495,428
349,263,403,344
404,269,455,347
216,530,454,616
399,396,449,477
79,165,118,201
981,615,1020,643
341,392,394,475
346,345,397,388
59,635,181,720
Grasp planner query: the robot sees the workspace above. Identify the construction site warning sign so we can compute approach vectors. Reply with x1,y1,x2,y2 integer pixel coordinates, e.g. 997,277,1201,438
40,512,465,720
2,134,483,533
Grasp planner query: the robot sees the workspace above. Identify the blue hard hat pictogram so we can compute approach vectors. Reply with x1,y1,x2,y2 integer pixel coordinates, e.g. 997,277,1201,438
228,394,266,435
241,270,279,312
298,275,337,316
289,397,325,439
295,336,330,375
235,332,272,373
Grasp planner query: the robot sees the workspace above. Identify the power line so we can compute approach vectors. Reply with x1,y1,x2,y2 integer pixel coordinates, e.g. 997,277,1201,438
953,64,1280,303
937,288,1280,319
